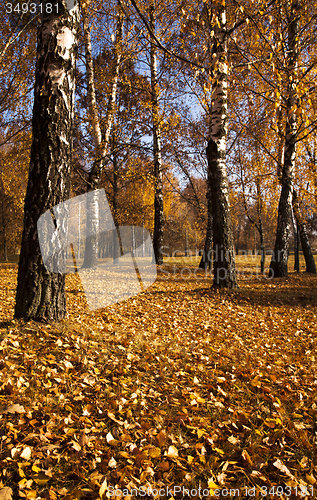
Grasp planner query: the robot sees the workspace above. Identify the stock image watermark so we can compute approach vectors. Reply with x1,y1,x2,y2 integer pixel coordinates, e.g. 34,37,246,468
158,245,285,281
107,485,242,498
37,189,157,311
106,484,314,497
5,1,77,14
159,264,274,281
37,190,286,309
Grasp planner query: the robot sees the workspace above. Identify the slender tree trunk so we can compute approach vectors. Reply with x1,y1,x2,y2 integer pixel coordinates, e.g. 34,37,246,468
270,0,300,278
15,0,80,321
259,228,265,274
255,176,265,273
206,2,237,288
199,181,212,270
1,218,8,262
0,196,8,262
292,189,316,273
184,225,189,256
0,170,9,261
150,4,164,266
292,209,300,271
112,138,123,261
81,4,123,268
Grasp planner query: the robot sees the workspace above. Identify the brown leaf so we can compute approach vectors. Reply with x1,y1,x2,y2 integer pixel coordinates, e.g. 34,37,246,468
158,461,170,471
0,488,13,500
155,430,167,447
2,404,25,414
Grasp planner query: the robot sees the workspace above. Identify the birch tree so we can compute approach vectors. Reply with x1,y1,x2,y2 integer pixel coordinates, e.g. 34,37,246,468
269,0,300,277
81,1,124,268
15,0,80,321
205,0,237,288
149,2,164,265
292,188,316,273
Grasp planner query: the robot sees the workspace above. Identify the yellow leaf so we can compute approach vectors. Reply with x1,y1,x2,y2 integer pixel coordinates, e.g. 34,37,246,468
33,472,51,485
196,397,205,404
18,468,25,478
306,474,316,485
166,445,178,458
241,449,253,466
99,477,107,498
149,447,161,458
208,479,220,496
197,429,205,438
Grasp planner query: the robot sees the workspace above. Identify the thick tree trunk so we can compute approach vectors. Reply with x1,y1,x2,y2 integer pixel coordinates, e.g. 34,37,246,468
270,0,300,278
292,189,316,273
15,0,80,321
150,4,164,266
81,4,123,268
207,2,237,288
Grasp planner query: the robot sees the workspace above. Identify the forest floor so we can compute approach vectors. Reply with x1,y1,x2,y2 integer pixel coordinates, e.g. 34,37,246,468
0,257,317,499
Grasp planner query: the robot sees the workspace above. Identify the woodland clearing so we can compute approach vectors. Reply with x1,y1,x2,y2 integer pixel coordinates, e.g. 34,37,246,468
0,258,317,499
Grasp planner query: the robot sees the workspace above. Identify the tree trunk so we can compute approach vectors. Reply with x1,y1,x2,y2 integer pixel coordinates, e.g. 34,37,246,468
199,181,212,270
270,0,300,278
1,218,8,262
15,0,80,321
112,138,123,261
260,234,265,274
292,210,300,272
0,198,8,262
256,176,265,274
207,2,237,288
292,189,316,273
150,4,164,266
81,3,123,268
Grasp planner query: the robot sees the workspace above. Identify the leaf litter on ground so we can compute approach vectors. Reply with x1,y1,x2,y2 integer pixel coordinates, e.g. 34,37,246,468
0,262,317,498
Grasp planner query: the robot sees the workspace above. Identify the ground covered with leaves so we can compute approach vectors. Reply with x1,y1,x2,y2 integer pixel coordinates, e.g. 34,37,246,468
0,259,317,499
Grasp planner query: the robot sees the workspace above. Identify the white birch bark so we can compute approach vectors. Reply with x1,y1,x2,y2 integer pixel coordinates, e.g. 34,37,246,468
150,3,164,266
15,0,80,320
270,0,300,277
81,2,124,268
206,2,237,288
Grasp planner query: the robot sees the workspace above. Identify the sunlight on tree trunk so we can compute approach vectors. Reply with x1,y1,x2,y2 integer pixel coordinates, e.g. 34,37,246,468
270,0,300,278
81,2,124,269
150,3,164,266
207,1,237,289
14,0,80,321
292,188,316,273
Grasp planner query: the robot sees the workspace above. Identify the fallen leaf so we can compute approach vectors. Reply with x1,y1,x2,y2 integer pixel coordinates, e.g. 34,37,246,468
99,477,108,498
108,457,117,468
156,430,167,447
166,445,178,458
273,459,295,479
0,488,13,500
3,404,25,414
20,447,32,460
